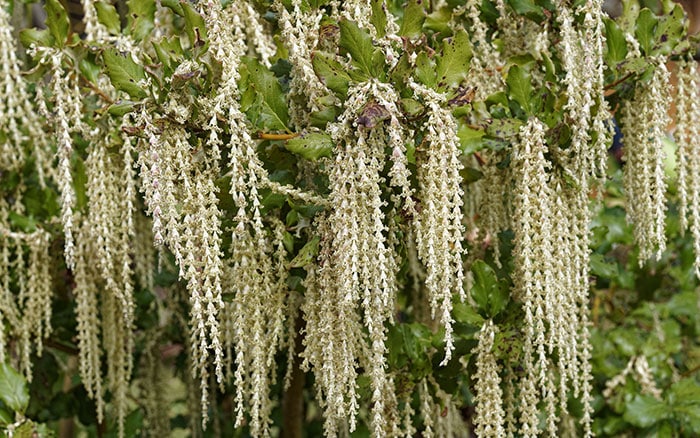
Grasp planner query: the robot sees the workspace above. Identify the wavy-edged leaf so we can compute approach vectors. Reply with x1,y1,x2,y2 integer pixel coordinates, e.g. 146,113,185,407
605,18,628,65
470,260,509,318
243,58,290,132
44,0,69,47
95,1,121,34
507,65,533,115
103,50,148,99
635,8,657,55
19,28,53,48
0,362,29,414
285,132,333,160
399,0,426,38
623,395,670,428
181,1,207,49
289,236,320,268
127,0,156,41
436,29,472,89
339,19,379,77
312,52,352,98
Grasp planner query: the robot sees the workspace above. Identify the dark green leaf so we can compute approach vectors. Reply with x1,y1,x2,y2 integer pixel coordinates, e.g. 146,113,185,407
282,232,295,254
470,260,509,318
312,52,352,98
457,124,485,154
243,58,290,131
635,9,657,55
181,2,207,49
339,20,379,77
160,0,183,15
399,0,426,38
590,253,618,279
44,0,69,47
508,0,545,22
0,406,11,426
414,52,436,87
127,0,156,41
19,28,54,48
605,18,628,65
289,236,320,268
370,0,388,38
103,50,148,99
0,362,29,414
400,98,424,118
623,395,670,428
108,100,138,116
436,29,472,89
152,37,184,76
506,65,533,115
95,1,121,34
452,302,485,326
485,118,523,139
79,59,101,85
285,132,333,160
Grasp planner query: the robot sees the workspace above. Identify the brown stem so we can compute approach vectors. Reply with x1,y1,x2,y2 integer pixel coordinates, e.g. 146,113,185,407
281,317,305,438
46,338,80,356
80,77,115,105
258,132,299,141
604,72,635,95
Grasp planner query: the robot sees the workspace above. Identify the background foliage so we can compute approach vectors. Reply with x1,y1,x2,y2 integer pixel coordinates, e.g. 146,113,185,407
0,0,699,437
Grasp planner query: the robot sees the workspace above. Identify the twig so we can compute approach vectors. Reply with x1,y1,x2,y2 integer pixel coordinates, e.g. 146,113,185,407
604,72,634,93
80,77,115,104
258,132,299,140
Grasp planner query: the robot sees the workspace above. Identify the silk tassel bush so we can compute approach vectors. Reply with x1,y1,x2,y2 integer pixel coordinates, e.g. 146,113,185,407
1,0,700,437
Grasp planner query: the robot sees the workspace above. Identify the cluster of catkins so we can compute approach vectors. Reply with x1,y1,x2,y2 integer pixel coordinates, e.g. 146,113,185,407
1,0,700,437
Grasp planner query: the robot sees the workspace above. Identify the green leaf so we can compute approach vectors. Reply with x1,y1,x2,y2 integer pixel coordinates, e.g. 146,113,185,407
289,236,320,268
44,0,69,47
635,9,657,55
508,0,545,22
8,212,37,233
400,98,424,118
452,302,485,326
127,0,156,41
108,100,138,116
623,395,670,428
312,52,352,98
181,1,207,49
436,29,472,89
95,1,121,34
0,406,12,426
0,362,29,414
457,123,484,154
605,18,628,65
590,253,618,279
285,132,334,160
399,0,426,38
79,58,101,84
414,52,436,87
653,5,685,56
19,28,54,48
103,50,148,99
370,0,388,38
242,58,290,132
152,37,184,76
485,118,523,139
506,65,533,115
470,260,509,318
339,20,379,77
160,0,183,15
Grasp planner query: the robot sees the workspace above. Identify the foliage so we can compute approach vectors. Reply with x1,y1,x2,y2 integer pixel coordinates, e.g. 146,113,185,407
0,0,699,437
